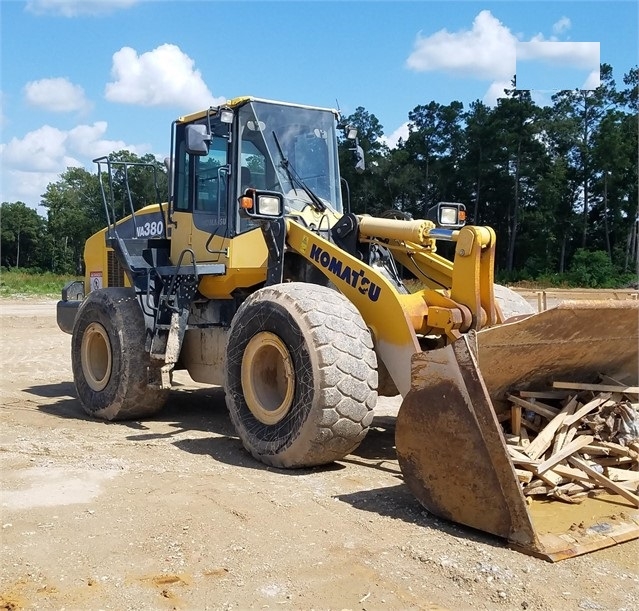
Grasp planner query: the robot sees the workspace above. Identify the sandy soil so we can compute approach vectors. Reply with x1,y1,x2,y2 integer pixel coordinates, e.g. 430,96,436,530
1,298,637,611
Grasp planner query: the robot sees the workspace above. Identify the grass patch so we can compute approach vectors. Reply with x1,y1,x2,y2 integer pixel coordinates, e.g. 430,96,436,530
0,268,81,298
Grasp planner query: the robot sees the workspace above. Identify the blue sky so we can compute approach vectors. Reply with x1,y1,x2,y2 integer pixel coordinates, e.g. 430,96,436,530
1,0,637,213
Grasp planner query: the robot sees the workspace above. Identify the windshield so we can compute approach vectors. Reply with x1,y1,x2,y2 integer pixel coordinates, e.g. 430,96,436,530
238,101,343,213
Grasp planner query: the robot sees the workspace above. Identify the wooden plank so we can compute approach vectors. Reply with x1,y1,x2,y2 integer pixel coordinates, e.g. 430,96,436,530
551,396,578,454
511,405,522,436
599,373,632,387
595,456,634,466
605,468,639,483
563,393,612,426
536,435,594,474
591,441,638,458
519,426,530,448
552,464,591,483
535,469,565,487
568,457,639,507
507,447,565,486
553,381,639,394
515,469,533,484
581,443,638,460
518,390,571,400
507,446,539,466
524,411,569,460
508,395,560,420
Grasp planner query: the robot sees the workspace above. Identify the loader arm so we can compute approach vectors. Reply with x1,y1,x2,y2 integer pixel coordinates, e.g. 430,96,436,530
357,217,502,328
285,218,499,396
285,219,419,396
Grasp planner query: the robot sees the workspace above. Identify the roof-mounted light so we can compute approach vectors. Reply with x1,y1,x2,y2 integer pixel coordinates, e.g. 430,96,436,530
220,107,234,124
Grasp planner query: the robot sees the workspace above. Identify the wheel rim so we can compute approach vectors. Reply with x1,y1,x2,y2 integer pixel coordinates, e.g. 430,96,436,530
81,322,112,392
241,331,295,425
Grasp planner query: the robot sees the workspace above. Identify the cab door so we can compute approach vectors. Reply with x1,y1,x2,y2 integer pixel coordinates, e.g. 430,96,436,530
171,117,231,265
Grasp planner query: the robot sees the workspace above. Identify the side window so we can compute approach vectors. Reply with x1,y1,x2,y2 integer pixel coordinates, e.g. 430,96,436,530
240,140,266,191
174,121,230,228
174,135,189,211
195,136,228,224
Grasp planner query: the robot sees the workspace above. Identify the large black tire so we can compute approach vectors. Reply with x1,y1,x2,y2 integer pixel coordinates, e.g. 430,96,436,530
71,288,169,420
225,282,378,468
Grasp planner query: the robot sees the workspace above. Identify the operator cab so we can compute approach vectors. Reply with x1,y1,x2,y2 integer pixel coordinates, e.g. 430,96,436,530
172,97,345,238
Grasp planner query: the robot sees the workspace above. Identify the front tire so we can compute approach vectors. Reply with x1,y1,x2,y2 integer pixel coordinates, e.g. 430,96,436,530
71,288,168,420
225,283,378,468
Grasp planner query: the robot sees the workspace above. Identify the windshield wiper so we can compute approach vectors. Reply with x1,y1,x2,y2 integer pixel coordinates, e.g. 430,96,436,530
272,131,327,213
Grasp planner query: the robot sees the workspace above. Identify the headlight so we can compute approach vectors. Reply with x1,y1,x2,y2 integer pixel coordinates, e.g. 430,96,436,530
439,206,459,226
257,195,282,216
427,202,466,228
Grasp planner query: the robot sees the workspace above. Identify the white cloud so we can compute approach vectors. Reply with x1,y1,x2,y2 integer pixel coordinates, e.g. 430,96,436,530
483,80,512,106
0,122,149,208
26,0,139,17
1,170,62,209
1,125,69,172
105,44,224,111
406,10,599,97
406,10,517,81
24,77,91,113
552,17,571,36
582,69,601,90
381,122,409,149
516,41,600,69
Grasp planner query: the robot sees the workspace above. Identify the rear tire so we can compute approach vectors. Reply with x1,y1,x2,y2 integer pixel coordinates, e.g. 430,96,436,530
225,282,378,468
71,288,168,420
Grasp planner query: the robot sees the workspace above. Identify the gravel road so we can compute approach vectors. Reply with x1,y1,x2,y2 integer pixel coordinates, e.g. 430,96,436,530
1,298,637,611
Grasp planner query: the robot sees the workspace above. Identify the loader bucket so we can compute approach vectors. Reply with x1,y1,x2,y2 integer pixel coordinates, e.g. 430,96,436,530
395,300,639,561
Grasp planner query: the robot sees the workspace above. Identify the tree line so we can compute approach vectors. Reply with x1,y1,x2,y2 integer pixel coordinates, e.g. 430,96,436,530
2,63,637,287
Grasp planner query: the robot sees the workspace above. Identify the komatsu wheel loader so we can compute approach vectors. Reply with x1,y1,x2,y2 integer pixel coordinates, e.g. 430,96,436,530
57,96,639,561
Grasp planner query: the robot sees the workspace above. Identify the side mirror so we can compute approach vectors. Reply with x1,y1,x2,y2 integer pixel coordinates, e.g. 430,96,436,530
185,124,211,156
427,202,466,229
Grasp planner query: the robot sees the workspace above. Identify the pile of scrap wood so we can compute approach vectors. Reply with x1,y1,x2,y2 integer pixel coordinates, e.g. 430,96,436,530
502,376,639,506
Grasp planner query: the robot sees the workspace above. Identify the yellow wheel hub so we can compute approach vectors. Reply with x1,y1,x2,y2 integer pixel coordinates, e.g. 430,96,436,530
81,322,112,392
241,332,295,425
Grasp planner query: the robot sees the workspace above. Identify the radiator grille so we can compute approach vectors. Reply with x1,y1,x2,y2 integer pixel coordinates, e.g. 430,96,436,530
107,250,126,287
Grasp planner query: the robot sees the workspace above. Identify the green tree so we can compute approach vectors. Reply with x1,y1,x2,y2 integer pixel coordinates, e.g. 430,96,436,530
492,88,548,271
107,150,169,216
462,100,495,223
551,64,620,249
0,201,47,268
41,167,106,274
338,107,390,214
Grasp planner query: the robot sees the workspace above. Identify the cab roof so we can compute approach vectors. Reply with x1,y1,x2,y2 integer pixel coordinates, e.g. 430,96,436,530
177,96,340,124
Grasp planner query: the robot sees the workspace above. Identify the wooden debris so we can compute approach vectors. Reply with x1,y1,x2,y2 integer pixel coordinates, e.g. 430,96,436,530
552,381,639,395
502,375,639,505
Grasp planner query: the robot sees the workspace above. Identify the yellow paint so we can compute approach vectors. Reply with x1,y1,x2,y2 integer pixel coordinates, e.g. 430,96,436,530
180,218,270,299
285,219,420,395
451,225,499,328
177,96,340,125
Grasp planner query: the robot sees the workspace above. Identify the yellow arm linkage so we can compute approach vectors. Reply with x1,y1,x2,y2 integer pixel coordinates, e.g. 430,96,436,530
359,219,503,330
285,220,420,396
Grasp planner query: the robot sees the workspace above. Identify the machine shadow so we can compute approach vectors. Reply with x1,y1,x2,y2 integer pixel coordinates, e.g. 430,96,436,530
28,381,345,474
335,483,507,553
27,382,92,420
27,382,501,549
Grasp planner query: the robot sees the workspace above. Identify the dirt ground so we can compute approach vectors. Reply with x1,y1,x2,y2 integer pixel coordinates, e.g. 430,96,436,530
1,297,638,611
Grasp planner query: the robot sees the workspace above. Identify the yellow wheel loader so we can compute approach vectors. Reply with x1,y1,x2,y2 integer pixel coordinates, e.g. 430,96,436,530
57,96,639,561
